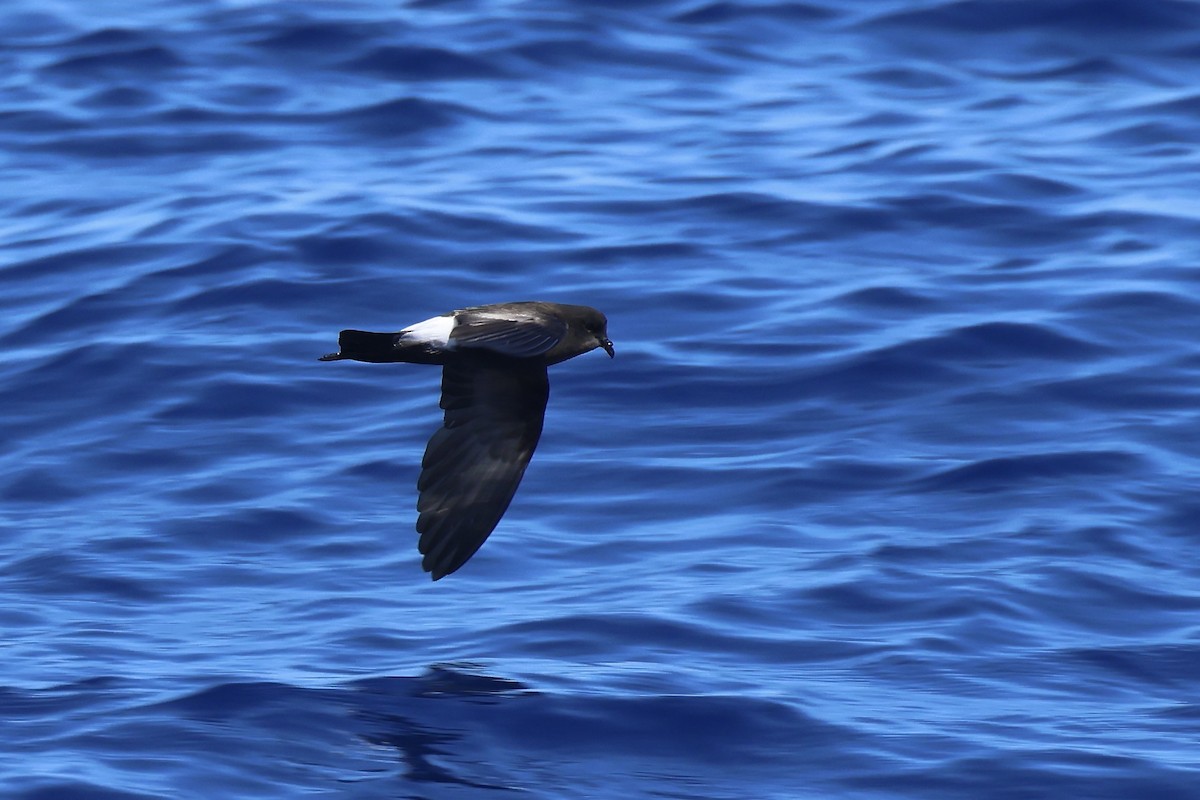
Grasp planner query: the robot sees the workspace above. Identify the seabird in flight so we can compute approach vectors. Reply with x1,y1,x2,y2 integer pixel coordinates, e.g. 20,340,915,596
320,301,614,580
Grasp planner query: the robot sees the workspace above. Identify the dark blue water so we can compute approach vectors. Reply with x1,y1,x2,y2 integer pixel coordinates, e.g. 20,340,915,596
3,1,1200,797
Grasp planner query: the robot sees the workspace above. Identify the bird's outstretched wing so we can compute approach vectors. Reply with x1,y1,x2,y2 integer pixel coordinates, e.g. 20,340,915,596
416,353,549,579
449,310,567,358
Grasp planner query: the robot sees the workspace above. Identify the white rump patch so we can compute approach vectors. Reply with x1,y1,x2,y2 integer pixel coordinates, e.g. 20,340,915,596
399,314,456,349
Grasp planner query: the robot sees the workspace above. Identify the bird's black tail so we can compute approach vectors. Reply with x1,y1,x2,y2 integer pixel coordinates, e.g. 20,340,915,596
319,330,401,363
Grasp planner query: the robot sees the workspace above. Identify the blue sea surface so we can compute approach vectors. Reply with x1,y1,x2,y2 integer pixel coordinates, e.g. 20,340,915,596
3,1,1200,797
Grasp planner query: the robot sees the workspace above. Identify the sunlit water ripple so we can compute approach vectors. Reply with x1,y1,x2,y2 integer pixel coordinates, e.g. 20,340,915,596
2,1,1199,798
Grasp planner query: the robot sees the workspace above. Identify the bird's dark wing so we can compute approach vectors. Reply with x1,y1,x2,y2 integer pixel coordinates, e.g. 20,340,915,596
416,353,549,579
449,312,567,358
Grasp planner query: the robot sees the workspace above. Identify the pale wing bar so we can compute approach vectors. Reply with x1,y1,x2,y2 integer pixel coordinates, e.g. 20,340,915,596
450,317,566,358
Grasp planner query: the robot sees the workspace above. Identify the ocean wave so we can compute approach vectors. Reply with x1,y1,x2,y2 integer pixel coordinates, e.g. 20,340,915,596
3,0,1199,796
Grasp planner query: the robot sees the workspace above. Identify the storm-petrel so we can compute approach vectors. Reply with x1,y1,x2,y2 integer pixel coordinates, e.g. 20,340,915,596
320,301,614,580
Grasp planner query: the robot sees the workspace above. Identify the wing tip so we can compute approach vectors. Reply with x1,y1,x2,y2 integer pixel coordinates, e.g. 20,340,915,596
422,553,458,581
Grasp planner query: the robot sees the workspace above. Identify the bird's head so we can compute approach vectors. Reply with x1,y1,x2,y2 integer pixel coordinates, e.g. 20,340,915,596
581,310,614,358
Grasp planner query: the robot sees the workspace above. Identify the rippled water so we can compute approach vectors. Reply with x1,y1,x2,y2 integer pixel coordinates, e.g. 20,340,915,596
3,1,1200,798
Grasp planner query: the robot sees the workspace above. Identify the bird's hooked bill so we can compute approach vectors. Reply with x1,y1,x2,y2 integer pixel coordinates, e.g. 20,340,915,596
601,339,614,358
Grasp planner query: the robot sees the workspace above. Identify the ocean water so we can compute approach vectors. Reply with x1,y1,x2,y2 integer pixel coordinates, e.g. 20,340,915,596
2,0,1199,797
